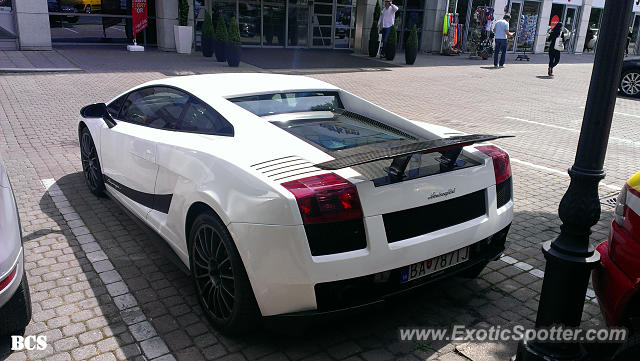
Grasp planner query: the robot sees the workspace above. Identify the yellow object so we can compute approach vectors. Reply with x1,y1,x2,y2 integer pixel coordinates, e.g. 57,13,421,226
627,172,640,193
443,13,449,35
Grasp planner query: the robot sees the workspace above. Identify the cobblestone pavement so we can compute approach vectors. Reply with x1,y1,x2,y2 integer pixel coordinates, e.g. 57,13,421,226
0,47,633,361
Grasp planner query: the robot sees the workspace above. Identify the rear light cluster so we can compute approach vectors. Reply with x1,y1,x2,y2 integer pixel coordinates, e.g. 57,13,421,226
476,145,512,208
282,173,366,256
476,145,511,184
0,266,17,292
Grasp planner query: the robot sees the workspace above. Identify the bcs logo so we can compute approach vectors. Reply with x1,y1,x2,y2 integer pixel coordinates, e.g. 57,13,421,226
11,335,47,351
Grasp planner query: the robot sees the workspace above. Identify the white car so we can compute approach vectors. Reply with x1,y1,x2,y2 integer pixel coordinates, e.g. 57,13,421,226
0,152,32,340
78,74,513,334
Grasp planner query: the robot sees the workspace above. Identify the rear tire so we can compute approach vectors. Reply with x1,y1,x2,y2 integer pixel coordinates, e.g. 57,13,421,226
80,127,106,197
189,211,259,335
0,273,32,336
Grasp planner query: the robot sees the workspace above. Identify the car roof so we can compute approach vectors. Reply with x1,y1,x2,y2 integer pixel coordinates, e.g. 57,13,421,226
142,73,339,98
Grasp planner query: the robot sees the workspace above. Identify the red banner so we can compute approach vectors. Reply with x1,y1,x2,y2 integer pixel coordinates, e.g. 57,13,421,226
132,0,148,35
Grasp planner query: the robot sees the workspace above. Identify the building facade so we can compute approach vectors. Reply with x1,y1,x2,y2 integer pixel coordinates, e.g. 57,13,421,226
0,0,636,54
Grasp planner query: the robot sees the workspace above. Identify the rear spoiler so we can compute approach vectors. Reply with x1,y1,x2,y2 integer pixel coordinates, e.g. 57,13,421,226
315,134,513,181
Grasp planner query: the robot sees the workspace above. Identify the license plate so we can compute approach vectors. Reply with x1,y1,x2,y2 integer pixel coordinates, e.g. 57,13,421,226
401,247,470,283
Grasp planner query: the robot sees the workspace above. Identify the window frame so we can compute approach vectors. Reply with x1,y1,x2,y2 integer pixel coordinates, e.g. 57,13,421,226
108,85,234,137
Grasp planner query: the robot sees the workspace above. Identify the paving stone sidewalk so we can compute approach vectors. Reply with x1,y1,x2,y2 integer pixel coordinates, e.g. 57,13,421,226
0,46,629,361
0,50,81,72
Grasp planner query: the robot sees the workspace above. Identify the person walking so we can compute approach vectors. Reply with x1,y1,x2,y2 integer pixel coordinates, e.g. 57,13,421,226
378,0,399,57
492,13,514,68
548,23,564,76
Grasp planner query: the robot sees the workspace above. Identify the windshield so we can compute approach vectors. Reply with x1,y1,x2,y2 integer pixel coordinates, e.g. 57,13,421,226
229,91,343,116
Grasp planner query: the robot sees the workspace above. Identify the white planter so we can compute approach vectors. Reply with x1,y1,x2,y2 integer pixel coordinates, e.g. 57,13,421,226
174,25,193,54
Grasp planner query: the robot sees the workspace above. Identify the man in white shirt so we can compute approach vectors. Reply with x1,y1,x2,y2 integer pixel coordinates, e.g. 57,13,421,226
378,0,399,57
492,13,514,68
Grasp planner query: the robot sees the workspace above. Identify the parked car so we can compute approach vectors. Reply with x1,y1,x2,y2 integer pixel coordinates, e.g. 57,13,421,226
592,171,640,359
47,0,79,25
73,0,101,13
0,152,32,339
620,58,640,97
78,73,513,334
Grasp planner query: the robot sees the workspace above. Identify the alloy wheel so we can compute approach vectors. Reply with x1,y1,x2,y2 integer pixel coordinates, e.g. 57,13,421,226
80,132,101,190
192,224,235,321
621,72,640,96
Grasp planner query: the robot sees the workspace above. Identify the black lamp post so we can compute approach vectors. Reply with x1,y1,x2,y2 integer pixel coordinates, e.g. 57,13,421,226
514,0,633,360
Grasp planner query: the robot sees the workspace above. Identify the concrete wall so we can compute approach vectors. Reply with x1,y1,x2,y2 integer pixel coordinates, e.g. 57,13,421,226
421,0,448,53
534,0,553,53
355,0,379,54
14,0,51,50
156,0,195,51
574,0,592,53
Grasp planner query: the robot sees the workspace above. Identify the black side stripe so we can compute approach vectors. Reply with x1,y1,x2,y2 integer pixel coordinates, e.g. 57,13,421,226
103,175,173,214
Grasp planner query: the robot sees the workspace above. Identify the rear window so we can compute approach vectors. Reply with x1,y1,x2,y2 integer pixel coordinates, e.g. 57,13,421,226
229,91,343,116
271,112,410,151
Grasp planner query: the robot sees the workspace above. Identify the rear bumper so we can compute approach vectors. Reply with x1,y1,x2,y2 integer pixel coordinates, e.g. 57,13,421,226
0,247,24,310
229,204,512,316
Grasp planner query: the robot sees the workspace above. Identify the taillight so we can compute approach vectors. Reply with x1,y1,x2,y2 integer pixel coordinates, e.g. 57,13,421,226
0,266,17,292
476,145,511,184
615,185,628,226
282,173,363,225
282,173,366,256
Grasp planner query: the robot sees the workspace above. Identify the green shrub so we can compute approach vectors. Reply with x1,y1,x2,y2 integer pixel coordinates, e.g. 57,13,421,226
202,11,214,39
406,24,418,49
374,1,381,24
227,17,241,45
178,0,189,26
370,21,378,42
215,15,228,42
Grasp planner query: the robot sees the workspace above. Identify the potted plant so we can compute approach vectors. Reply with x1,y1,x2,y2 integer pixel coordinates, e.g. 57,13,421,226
214,15,228,62
174,0,192,54
369,22,379,57
201,11,214,57
384,25,397,60
226,17,242,67
405,25,418,65
368,1,381,56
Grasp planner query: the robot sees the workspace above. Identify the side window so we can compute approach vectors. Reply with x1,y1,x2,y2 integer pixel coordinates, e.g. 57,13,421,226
179,97,234,136
106,94,126,118
119,87,190,130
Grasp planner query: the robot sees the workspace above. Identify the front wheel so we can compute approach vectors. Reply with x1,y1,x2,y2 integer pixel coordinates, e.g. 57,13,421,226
189,212,258,334
80,127,106,196
620,70,640,97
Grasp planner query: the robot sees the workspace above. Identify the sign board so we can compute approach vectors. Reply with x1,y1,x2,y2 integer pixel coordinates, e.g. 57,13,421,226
132,0,148,35
550,15,560,29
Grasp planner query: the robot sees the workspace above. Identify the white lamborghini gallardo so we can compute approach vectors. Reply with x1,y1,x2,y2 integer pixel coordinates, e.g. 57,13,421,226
78,73,513,333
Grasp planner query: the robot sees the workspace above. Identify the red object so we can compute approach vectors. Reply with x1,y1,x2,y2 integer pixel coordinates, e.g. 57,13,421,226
132,0,148,35
0,266,17,292
476,145,511,184
281,173,363,225
592,184,640,327
550,15,560,29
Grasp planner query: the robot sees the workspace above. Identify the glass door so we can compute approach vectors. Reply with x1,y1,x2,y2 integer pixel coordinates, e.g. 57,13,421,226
507,1,522,51
564,6,579,53
239,0,261,45
287,0,309,47
515,1,540,53
311,0,333,47
263,0,286,46
335,0,355,48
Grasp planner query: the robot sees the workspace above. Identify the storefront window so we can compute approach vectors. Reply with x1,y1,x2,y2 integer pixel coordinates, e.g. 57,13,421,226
630,15,640,56
239,0,261,45
288,0,308,47
49,0,156,45
584,7,602,53
512,1,539,53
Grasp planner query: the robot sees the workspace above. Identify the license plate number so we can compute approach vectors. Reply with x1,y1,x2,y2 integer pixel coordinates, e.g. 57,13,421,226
401,247,470,283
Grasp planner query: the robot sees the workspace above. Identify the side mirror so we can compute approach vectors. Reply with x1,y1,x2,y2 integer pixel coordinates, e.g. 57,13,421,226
80,103,116,128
